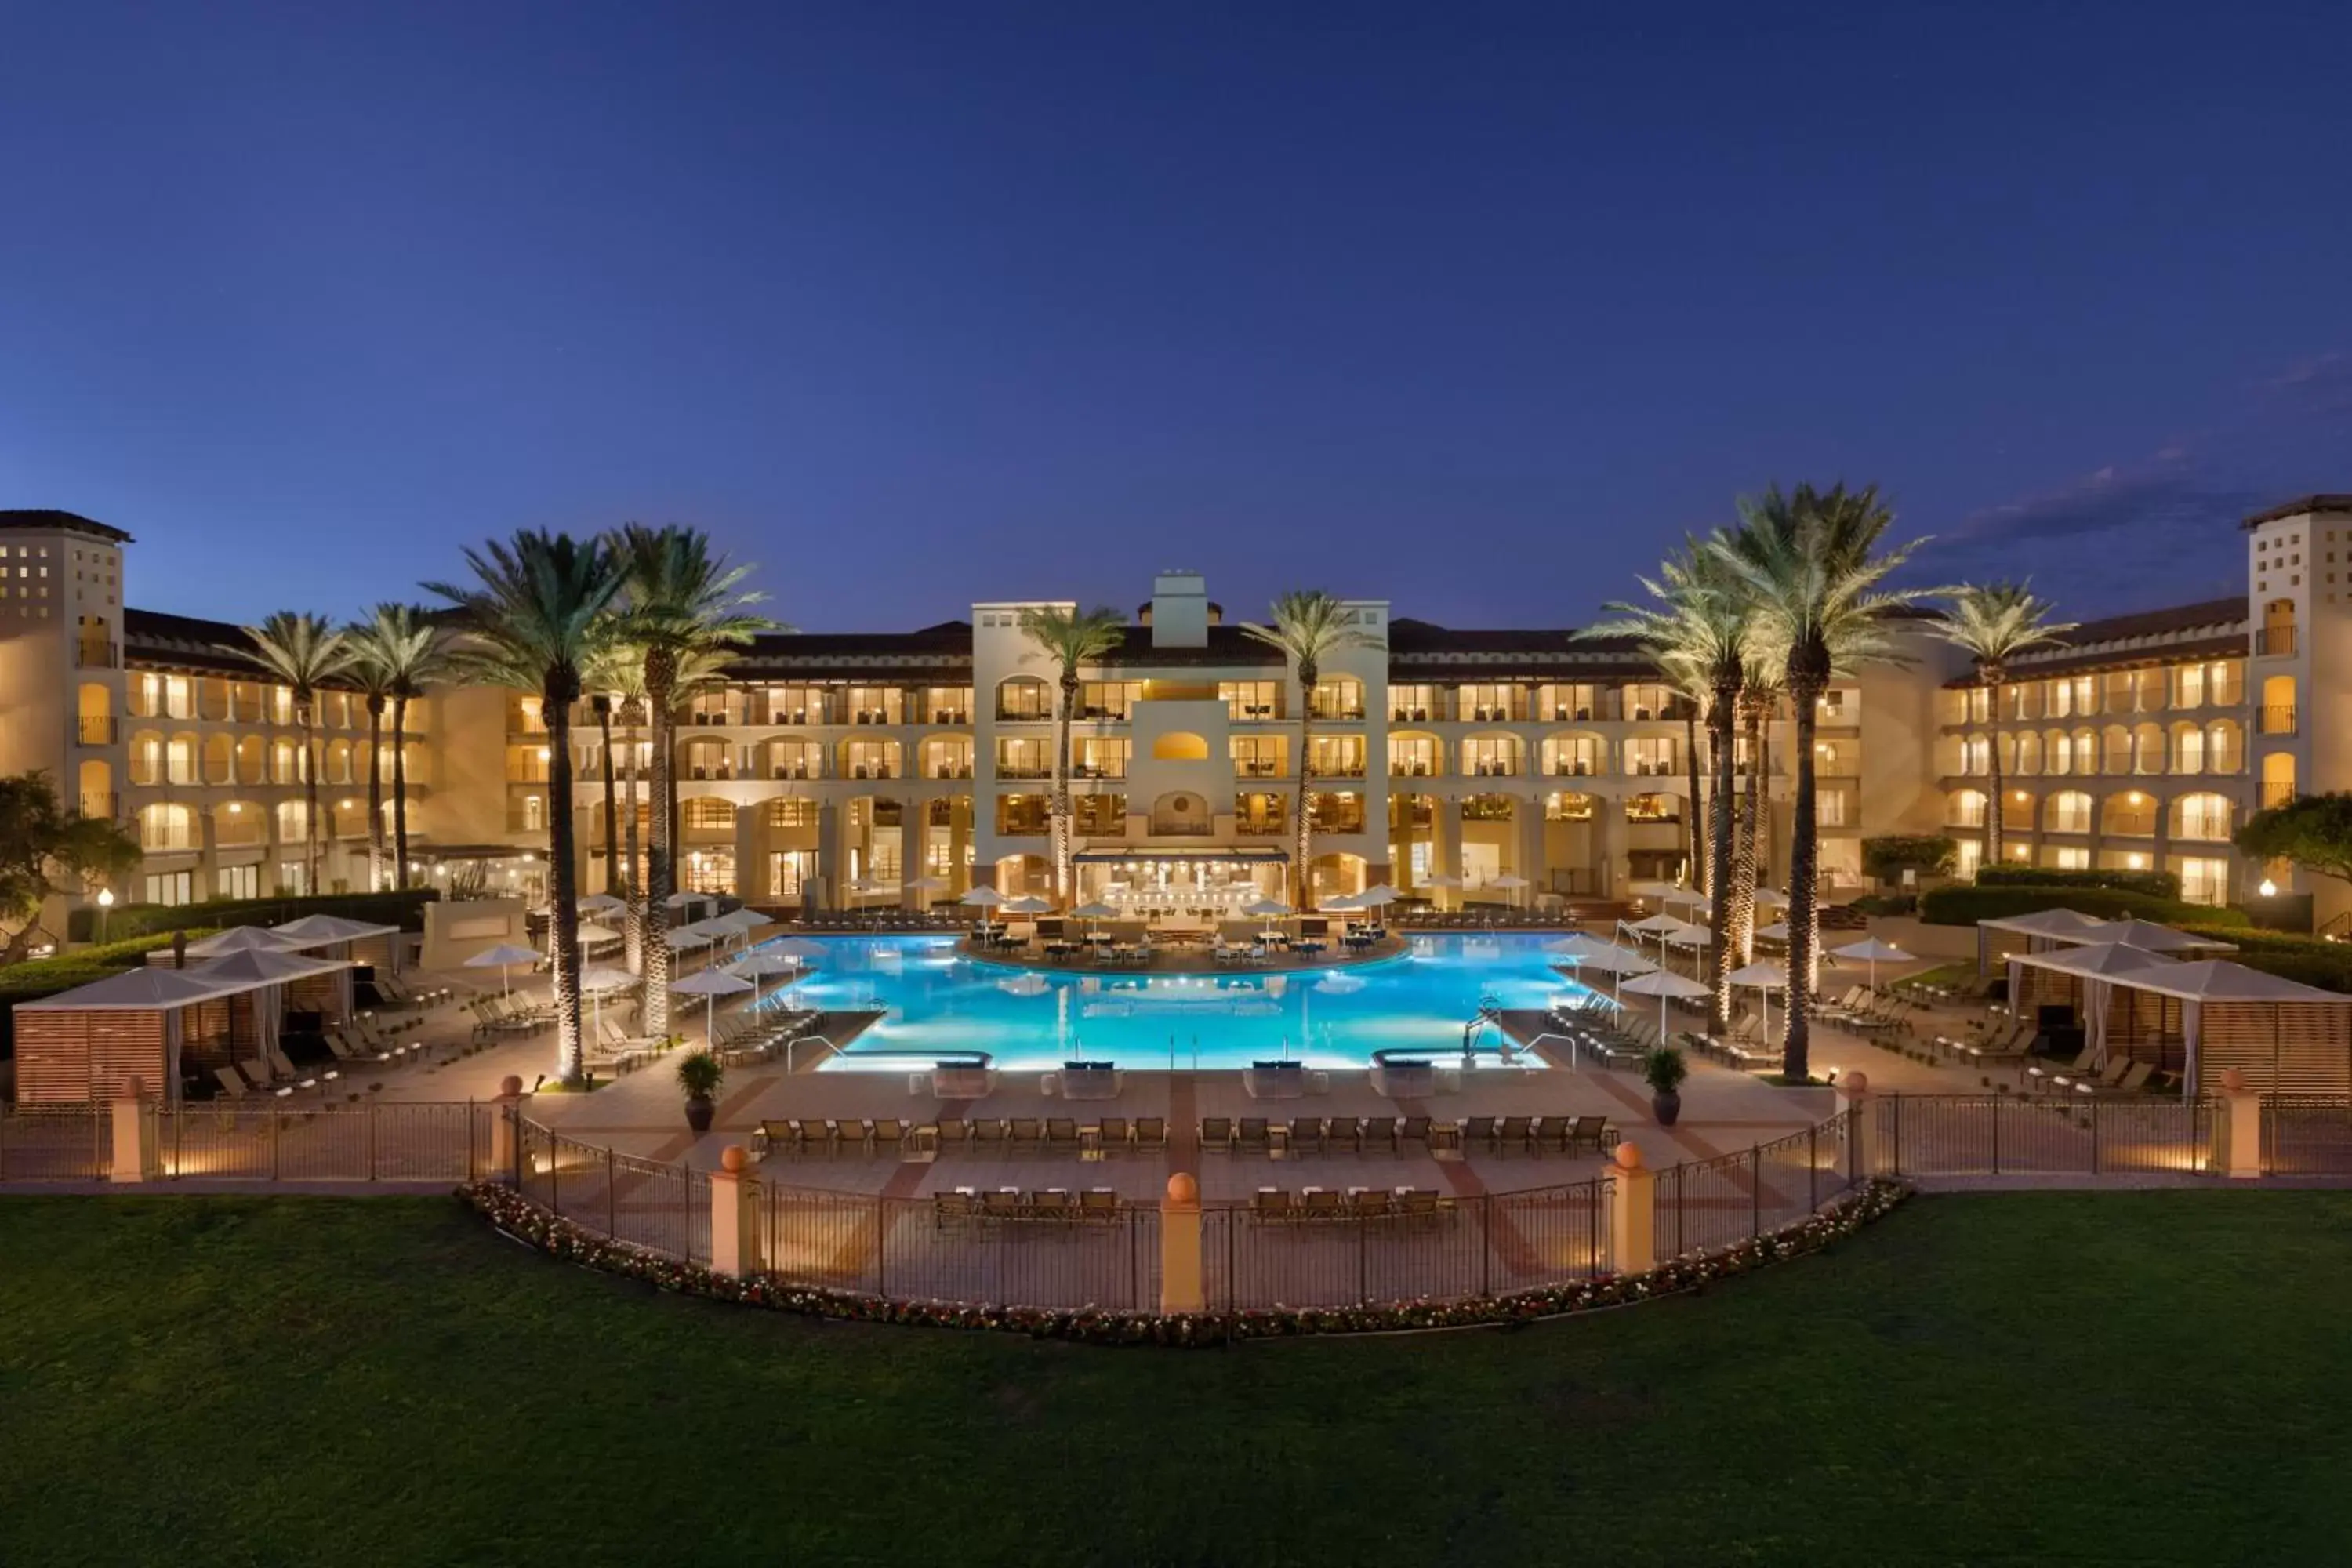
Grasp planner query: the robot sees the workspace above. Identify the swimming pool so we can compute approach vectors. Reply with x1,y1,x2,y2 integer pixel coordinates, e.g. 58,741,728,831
767,933,1602,1072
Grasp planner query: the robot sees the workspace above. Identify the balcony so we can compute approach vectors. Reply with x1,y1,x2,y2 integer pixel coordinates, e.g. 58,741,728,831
995,765,1051,782
2261,782,2296,808
77,792,114,819
2260,705,2299,736
76,640,116,670
76,716,116,746
2257,626,2297,658
686,766,738,782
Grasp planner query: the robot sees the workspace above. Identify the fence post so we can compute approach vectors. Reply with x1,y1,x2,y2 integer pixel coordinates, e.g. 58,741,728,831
1835,1073,1877,1181
707,1145,764,1278
366,1103,379,1182
490,1076,522,1187
1606,1141,1656,1274
270,1104,281,1181
1160,1173,1205,1313
1808,1121,1818,1210
606,1145,619,1239
2215,1069,2263,1179
1991,1091,2002,1176
110,1079,159,1184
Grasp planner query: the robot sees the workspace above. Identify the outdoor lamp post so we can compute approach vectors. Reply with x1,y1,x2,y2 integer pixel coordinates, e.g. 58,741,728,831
96,886,114,943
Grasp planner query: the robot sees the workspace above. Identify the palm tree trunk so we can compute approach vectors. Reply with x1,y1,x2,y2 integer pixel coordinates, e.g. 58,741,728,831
1705,676,1740,1034
365,696,387,891
302,703,320,895
642,652,677,1037
1734,695,1763,967
545,695,586,1084
1985,673,2005,869
595,699,619,895
1784,670,1825,1079
1052,670,1076,903
1685,707,1707,897
1293,659,1318,908
391,695,411,889
622,710,644,975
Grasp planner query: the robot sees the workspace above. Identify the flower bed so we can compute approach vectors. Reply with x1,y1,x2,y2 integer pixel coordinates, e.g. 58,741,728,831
456,1178,1913,1347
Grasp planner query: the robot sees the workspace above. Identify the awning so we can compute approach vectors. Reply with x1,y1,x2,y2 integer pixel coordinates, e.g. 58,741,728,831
1073,848,1287,864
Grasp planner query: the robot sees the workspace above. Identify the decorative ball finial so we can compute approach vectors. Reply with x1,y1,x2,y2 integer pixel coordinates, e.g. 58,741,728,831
1612,1140,1644,1171
2220,1068,2249,1094
1840,1070,1869,1097
499,1075,524,1098
1166,1172,1199,1204
720,1145,747,1174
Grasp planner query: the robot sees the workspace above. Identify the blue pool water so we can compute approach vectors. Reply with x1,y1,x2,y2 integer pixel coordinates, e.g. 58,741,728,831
768,934,1601,1072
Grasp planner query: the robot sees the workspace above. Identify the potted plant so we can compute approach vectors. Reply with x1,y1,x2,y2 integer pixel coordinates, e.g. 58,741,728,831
1643,1044,1688,1127
676,1049,724,1134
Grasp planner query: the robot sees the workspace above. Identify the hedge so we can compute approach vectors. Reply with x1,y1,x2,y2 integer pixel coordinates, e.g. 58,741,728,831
66,888,436,944
0,930,223,1056
1918,884,2250,931
2175,924,2352,994
1975,866,2183,900
1862,835,1958,882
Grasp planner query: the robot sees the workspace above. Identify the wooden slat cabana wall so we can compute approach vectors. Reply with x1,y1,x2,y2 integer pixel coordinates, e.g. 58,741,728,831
2197,1001,2352,1095
13,1009,171,1105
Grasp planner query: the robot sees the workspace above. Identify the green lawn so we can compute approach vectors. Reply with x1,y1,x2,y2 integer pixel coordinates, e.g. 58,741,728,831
5,1192,2352,1567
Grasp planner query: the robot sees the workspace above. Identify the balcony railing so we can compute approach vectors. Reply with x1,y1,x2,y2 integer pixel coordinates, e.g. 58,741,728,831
2259,705,2299,735
2261,782,2296,808
76,716,116,746
77,793,114,819
76,640,116,669
2257,626,2298,657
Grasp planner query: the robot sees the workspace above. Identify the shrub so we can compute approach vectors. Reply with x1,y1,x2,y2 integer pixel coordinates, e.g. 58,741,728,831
2176,924,2352,994
1846,893,1917,917
1642,1045,1688,1097
1862,835,1958,883
1918,884,2249,930
66,887,437,944
1975,865,2182,900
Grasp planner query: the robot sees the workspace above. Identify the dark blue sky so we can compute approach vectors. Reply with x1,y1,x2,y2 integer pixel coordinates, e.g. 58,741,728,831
6,3,2350,630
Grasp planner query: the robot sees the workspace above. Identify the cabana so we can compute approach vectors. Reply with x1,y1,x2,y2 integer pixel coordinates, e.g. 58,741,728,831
271,913,406,975
2100,960,2352,1098
2007,943,2183,1071
13,947,354,1105
1973,907,2117,978
2050,918,2238,959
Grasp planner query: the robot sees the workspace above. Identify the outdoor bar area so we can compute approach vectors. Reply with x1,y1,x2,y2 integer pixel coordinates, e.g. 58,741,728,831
1072,848,1290,921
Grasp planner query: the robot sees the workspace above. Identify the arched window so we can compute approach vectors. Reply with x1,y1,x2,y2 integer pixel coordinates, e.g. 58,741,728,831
2205,720,2241,775
1962,735,1991,776
2045,791,2093,834
2173,792,2234,842
1150,731,1210,761
995,677,1050,721
138,803,193,851
2131,723,2165,775
2170,722,2205,775
276,800,308,843
1947,789,1987,829
523,794,544,832
2262,751,2296,808
2011,730,2042,776
2261,673,2298,735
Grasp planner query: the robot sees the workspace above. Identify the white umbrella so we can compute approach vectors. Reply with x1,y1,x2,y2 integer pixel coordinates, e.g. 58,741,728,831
725,949,804,1006
1489,873,1530,909
960,886,1005,906
1660,886,1709,909
1628,913,1685,935
671,966,754,1044
1661,920,1712,948
1755,920,1791,942
578,893,626,916
1545,931,1617,957
575,922,621,946
1356,884,1399,906
663,891,704,911
1003,895,1054,916
909,874,950,890
1727,959,1790,1042
1627,879,1682,901
1621,967,1710,1033
463,942,540,997
665,924,716,951
576,962,637,1036
1832,936,1911,989
768,936,827,962
1552,942,1656,1000
1420,873,1462,888
1069,899,1117,937
1753,888,1791,909
1245,898,1290,916
1323,891,1365,912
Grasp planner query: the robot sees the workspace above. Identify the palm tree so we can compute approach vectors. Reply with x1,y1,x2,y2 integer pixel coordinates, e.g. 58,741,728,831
425,531,626,1085
344,604,452,892
610,525,779,1039
1242,592,1376,908
1587,541,1752,1031
1014,605,1127,902
1712,485,1931,1079
230,612,356,895
1933,583,2076,871
1730,655,1785,968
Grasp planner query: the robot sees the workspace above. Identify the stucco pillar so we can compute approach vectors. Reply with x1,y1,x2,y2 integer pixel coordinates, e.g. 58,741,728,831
1436,796,1463,910
2215,1068,2263,1179
1160,1172,1205,1313
708,1146,764,1277
110,1078,158,1183
902,794,927,909
817,800,844,910
1607,1141,1656,1274
733,803,760,905
1591,797,1618,900
1518,797,1546,903
948,795,973,897
490,1076,524,1183
1834,1071,1879,1179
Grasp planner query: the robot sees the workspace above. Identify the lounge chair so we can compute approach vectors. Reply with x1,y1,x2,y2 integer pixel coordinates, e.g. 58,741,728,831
212,1066,249,1098
1399,1115,1432,1152
1461,1115,1499,1151
1252,1188,1292,1221
754,1119,800,1159
1008,1117,1044,1150
1323,1116,1360,1154
1361,1116,1400,1155
871,1118,906,1158
1079,1188,1119,1222
1350,1189,1394,1218
1097,1116,1130,1149
1285,1116,1323,1155
1497,1115,1535,1152
1199,1116,1234,1153
1301,1188,1343,1218
933,1190,977,1227
1029,1189,1073,1218
1133,1117,1167,1150
1236,1118,1270,1156
1044,1117,1080,1154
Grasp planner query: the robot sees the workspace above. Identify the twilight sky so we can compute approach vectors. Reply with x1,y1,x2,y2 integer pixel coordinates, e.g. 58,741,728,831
5,3,2350,631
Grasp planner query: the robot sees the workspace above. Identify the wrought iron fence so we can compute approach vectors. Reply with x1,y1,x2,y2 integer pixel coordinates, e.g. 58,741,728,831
2261,1095,2352,1176
0,1107,110,1181
1653,1109,1858,1259
1875,1094,2215,1177
516,1120,710,1266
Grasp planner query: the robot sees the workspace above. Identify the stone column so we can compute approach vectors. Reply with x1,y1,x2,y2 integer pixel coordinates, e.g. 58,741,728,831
733,803,760,905
1437,796,1463,911
709,1145,765,1277
110,1077,158,1184
1591,797,1618,900
2215,1068,2263,1179
1160,1172,1205,1313
490,1075,523,1183
1834,1071,1879,1179
948,794,973,898
1519,796,1547,904
1607,1141,1656,1274
901,793,927,909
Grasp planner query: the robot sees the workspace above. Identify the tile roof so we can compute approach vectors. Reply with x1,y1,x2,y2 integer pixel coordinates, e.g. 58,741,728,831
0,508,134,544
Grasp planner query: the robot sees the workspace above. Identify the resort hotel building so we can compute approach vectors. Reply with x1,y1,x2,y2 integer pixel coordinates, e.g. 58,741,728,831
5,496,2350,935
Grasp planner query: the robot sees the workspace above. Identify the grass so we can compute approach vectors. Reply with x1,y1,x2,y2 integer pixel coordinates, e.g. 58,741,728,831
6,1192,2352,1566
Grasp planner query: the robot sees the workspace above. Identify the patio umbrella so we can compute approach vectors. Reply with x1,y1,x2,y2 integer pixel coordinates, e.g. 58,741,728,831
1755,920,1791,942
665,924,716,950
960,886,1005,906
671,967,753,1044
1245,896,1290,940
1627,879,1682,902
1545,931,1618,957
576,963,637,1036
1490,873,1530,909
1070,899,1117,937
1832,936,1911,989
1551,941,1656,1000
768,936,827,963
578,893,626,916
1661,920,1711,948
1621,967,1711,1033
1626,911,1686,960
663,891,704,911
574,922,621,946
1003,895,1054,916
1356,884,1399,906
1660,886,1709,909
463,942,540,997
1752,887,1791,909
1726,959,1790,1042
1420,873,1462,888
724,949,804,1007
